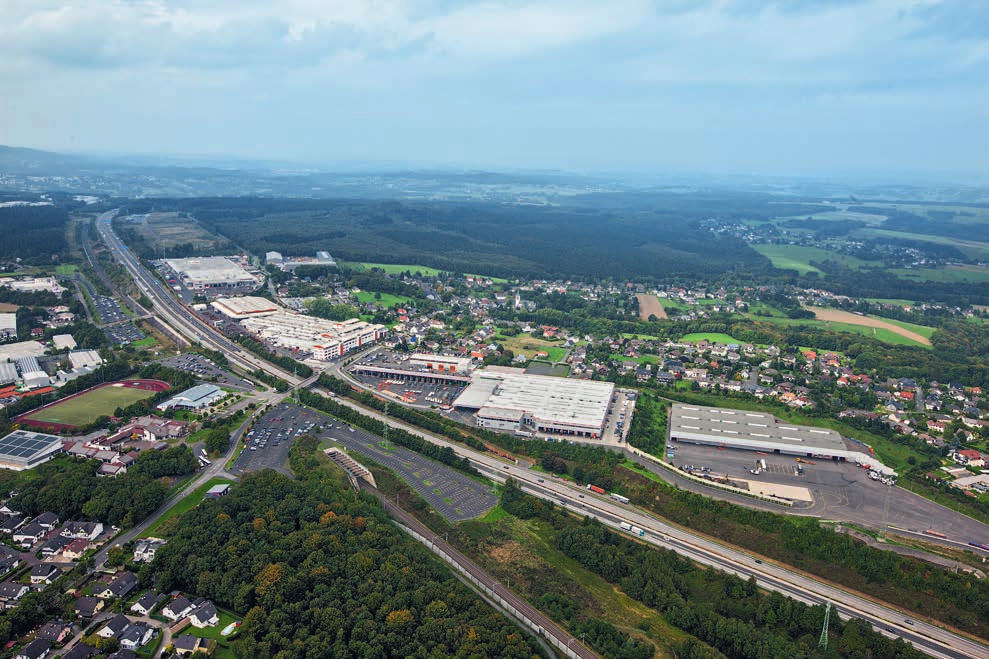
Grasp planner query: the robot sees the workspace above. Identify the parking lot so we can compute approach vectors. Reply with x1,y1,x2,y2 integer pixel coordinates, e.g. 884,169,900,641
157,353,253,390
231,403,317,475
669,441,989,542
103,322,146,345
93,294,128,324
235,402,496,521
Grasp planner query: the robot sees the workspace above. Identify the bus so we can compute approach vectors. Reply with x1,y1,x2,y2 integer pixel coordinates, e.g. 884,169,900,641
610,493,629,504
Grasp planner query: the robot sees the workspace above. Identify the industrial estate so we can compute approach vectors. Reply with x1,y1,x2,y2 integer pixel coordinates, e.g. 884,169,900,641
0,173,986,659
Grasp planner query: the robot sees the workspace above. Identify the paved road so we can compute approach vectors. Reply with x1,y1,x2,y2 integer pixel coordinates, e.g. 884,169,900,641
92,410,254,566
366,485,598,659
315,388,989,659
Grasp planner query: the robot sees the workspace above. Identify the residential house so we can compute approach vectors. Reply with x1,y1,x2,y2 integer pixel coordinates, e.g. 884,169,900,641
106,649,137,659
35,621,72,644
14,639,50,659
162,596,194,621
63,538,90,560
954,449,985,467
189,601,219,628
31,512,59,530
0,515,24,534
132,539,165,563
13,522,48,548
97,614,131,639
0,581,30,608
0,554,22,575
39,535,72,558
94,572,138,599
62,646,97,659
130,591,164,616
29,564,60,585
119,624,155,652
173,635,204,657
73,596,104,618
60,521,103,541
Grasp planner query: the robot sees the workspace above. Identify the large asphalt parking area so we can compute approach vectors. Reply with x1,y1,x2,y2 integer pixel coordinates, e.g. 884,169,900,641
317,415,497,522
233,402,497,522
670,442,989,546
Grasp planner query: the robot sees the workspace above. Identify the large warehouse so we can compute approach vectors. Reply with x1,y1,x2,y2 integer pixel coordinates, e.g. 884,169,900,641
165,257,259,292
454,367,614,438
0,430,64,471
668,403,895,475
211,296,280,319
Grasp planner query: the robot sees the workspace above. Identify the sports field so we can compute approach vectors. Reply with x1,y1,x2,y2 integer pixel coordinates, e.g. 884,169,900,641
20,380,168,430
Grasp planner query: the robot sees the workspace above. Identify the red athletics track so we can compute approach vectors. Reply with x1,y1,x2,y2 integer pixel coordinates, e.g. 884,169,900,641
14,379,170,433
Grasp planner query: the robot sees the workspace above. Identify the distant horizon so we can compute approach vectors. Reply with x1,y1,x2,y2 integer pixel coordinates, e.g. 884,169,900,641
2,141,983,189
3,2,987,186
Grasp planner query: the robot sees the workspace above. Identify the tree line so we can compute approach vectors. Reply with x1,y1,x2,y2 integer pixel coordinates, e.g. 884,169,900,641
145,451,544,659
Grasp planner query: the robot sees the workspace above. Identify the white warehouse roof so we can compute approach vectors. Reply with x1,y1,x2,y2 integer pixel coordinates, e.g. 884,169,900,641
668,403,896,476
455,368,613,433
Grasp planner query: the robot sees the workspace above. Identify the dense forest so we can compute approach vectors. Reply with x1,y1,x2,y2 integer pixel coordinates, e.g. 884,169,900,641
0,204,70,262
146,447,543,659
123,196,770,281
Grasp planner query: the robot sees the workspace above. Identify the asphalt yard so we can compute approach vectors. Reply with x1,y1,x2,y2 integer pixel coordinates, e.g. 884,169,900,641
670,442,989,545
157,353,252,390
103,323,146,345
230,402,317,476
231,402,497,522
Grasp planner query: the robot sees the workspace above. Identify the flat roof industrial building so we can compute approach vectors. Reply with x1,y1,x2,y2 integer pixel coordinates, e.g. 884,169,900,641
0,313,15,340
164,257,259,291
157,384,225,411
211,296,280,319
668,403,895,475
0,430,64,471
350,352,475,386
240,312,384,360
454,367,614,439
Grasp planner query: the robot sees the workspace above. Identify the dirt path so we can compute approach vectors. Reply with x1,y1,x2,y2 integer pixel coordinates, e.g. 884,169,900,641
636,293,667,321
808,307,932,346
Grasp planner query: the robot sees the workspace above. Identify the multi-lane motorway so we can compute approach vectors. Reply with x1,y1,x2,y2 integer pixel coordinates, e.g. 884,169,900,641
95,209,988,659
94,210,304,385
314,388,989,659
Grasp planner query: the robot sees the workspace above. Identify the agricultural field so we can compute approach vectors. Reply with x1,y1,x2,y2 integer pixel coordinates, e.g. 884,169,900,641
497,333,567,361
635,293,667,320
344,261,509,283
807,308,933,347
890,264,989,284
19,380,167,430
120,212,232,254
679,332,740,344
354,291,415,308
752,244,872,275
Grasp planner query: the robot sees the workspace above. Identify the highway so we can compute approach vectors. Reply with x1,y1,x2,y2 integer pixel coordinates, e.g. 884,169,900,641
97,209,987,658
94,210,303,385
313,387,989,659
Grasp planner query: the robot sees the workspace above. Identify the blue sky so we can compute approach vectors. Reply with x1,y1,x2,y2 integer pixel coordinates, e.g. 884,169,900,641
2,0,987,178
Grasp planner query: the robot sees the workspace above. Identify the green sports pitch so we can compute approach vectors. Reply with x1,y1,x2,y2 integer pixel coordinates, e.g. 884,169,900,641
23,383,160,428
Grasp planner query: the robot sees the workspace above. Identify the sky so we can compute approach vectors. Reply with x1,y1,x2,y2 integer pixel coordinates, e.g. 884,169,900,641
2,0,987,179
